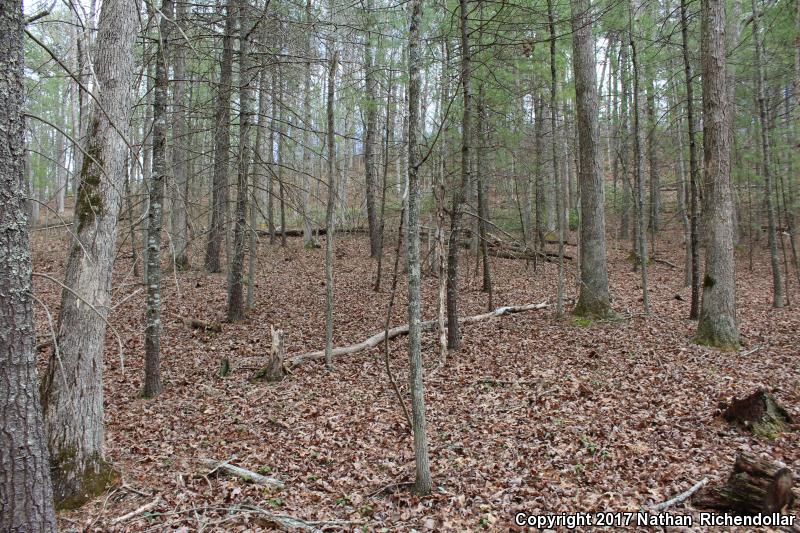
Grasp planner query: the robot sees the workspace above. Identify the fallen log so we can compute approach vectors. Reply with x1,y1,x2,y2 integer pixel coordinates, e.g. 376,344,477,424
692,453,794,514
287,301,551,368
723,388,793,438
199,458,284,489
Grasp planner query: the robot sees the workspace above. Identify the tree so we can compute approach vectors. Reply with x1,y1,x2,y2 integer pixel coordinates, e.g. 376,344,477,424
445,0,473,348
364,0,381,257
0,1,58,529
228,0,254,322
570,0,613,319
206,0,235,273
407,0,433,495
41,0,138,507
143,0,175,398
696,0,739,348
324,49,339,368
750,0,784,308
172,0,190,270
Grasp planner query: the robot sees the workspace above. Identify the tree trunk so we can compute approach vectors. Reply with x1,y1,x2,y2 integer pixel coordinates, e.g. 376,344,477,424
171,0,190,270
0,2,58,528
629,9,650,314
364,0,380,257
301,0,316,248
324,50,339,368
446,0,474,349
547,0,565,317
407,0,433,495
696,0,739,348
571,0,613,319
205,0,235,273
751,0,784,308
618,41,631,241
41,0,137,507
143,0,175,399
681,0,701,320
228,0,252,322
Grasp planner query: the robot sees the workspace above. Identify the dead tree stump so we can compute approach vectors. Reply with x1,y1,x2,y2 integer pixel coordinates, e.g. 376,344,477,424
252,327,286,383
723,388,792,438
693,453,795,514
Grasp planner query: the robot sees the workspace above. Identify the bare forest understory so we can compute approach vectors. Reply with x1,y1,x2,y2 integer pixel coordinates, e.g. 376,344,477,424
33,231,798,532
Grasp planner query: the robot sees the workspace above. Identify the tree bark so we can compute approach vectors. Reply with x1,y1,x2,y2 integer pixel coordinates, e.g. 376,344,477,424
364,0,380,257
324,50,339,368
41,0,137,507
407,0,433,494
143,0,175,398
681,0,701,319
570,0,613,319
228,0,253,322
205,0,235,272
0,2,58,528
696,0,739,348
171,0,190,270
751,0,784,308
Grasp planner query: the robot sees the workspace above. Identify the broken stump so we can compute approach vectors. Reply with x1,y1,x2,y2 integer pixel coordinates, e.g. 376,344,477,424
723,388,792,438
693,453,795,514
252,327,286,383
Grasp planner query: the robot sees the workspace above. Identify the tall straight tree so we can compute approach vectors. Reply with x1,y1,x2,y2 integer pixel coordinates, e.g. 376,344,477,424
172,0,190,269
407,0,433,495
446,0,473,349
228,0,254,321
570,0,613,318
144,0,176,398
681,0,701,319
206,0,236,273
0,1,58,528
324,49,339,367
751,0,784,308
41,0,138,507
696,0,739,348
364,0,380,257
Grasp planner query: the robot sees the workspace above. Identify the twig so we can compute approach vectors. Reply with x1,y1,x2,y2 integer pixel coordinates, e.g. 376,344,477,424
649,478,708,512
111,496,161,525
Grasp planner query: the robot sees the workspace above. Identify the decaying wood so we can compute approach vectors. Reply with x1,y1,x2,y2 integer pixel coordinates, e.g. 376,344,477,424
649,478,708,511
199,458,284,489
111,496,161,525
180,317,223,333
723,388,793,437
287,301,551,368
251,326,286,382
692,453,794,514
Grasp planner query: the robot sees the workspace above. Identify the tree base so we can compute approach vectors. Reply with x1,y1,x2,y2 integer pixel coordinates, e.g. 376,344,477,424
51,451,119,510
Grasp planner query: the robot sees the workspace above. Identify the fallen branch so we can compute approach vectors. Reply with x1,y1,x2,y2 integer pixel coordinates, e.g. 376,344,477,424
237,504,361,532
288,301,551,368
111,496,161,525
199,458,284,489
649,478,708,512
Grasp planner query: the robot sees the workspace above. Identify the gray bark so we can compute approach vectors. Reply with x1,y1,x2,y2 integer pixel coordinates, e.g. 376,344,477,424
751,0,784,308
696,0,740,348
171,0,190,270
0,1,58,528
407,0,433,495
41,0,137,507
324,50,339,368
206,0,235,272
570,0,613,318
228,0,253,322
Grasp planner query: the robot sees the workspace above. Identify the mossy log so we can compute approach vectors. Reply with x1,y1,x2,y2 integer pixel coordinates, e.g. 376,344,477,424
723,388,793,438
692,453,794,514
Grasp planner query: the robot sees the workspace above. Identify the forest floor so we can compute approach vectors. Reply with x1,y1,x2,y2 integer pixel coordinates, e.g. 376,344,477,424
32,229,799,532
